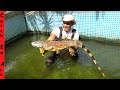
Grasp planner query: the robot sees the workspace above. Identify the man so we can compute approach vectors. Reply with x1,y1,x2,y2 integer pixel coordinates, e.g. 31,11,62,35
46,14,80,66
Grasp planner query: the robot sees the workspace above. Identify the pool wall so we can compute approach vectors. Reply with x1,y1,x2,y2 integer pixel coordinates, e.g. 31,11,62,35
5,11,27,44
5,11,120,44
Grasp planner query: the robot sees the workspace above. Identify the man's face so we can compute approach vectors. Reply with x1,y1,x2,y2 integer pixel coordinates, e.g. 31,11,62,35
63,21,73,32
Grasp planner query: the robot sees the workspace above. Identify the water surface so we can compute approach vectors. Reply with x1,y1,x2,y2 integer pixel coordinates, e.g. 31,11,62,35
5,34,120,79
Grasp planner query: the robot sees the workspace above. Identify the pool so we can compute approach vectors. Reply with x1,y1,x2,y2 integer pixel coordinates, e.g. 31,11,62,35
5,34,120,79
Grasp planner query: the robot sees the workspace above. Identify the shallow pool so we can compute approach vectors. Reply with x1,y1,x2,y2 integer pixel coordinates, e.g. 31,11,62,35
5,34,120,79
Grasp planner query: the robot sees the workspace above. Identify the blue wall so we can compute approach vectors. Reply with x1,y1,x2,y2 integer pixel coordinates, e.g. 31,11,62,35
25,11,120,40
5,11,27,42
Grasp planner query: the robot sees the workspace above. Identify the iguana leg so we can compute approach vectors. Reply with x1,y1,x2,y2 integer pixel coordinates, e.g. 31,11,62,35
56,50,60,54
39,48,45,56
68,47,76,56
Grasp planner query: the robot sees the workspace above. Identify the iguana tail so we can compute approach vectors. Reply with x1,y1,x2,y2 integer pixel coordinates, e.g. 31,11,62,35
81,45,105,77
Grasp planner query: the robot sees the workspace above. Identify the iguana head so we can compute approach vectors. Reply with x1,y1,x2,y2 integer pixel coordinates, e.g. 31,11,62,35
31,41,46,56
31,41,45,48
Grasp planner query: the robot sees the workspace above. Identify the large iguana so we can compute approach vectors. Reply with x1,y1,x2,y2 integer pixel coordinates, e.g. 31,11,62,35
31,40,82,56
31,40,105,77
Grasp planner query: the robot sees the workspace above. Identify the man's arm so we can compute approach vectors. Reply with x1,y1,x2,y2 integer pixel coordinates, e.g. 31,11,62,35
47,33,57,41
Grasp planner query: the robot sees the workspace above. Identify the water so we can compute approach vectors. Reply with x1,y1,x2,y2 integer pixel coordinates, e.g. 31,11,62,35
5,33,120,79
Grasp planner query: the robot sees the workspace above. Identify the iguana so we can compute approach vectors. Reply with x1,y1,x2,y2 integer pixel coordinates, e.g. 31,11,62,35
31,40,81,56
31,40,105,77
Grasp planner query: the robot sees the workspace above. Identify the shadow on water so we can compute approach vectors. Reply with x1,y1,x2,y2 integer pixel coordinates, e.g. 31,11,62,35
5,34,120,79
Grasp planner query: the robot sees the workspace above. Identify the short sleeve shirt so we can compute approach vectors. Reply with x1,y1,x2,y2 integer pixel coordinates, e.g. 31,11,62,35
51,27,79,40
